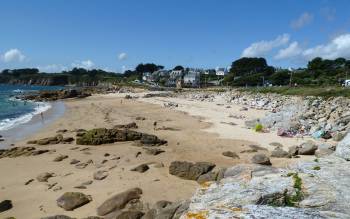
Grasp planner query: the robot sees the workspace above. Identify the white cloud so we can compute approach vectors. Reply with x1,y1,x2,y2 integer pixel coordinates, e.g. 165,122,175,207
37,64,67,73
275,42,302,60
290,12,313,29
2,49,25,62
241,34,290,57
302,33,350,59
118,52,127,61
72,59,95,69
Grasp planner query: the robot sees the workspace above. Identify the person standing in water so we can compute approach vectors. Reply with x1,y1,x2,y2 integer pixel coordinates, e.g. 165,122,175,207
40,112,44,123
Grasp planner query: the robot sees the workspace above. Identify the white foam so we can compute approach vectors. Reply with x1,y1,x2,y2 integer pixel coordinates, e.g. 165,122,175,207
0,101,51,131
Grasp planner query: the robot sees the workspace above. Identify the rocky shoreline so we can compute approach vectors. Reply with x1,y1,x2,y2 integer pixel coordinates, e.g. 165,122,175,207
1,89,350,218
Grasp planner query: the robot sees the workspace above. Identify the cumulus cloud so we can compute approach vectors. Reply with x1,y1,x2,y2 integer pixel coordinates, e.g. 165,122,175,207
118,52,127,61
290,12,313,29
241,34,290,57
302,33,350,59
275,42,303,60
72,60,95,69
1,49,25,62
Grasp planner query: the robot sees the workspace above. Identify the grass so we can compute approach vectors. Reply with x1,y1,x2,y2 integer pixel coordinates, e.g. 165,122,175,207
239,86,350,98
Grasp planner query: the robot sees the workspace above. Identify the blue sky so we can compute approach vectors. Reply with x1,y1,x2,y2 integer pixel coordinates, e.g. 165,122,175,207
0,0,350,72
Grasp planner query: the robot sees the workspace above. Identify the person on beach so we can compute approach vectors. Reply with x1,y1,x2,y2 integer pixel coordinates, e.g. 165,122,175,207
40,112,44,122
153,121,157,130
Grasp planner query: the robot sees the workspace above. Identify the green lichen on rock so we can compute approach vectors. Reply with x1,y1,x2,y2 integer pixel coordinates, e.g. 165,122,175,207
76,128,166,146
285,173,304,207
312,166,321,170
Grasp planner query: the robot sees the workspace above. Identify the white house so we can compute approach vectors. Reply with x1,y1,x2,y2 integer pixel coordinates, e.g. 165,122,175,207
216,68,228,76
183,72,200,86
142,72,152,81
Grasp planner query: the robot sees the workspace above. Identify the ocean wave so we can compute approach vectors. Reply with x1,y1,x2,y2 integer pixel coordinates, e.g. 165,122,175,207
0,102,51,131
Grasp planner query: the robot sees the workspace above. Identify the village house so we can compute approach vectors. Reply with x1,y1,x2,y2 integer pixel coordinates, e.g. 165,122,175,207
183,71,200,87
215,68,228,76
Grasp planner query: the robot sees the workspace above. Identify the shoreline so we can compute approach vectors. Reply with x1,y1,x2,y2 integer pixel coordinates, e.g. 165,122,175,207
0,92,319,218
0,101,65,148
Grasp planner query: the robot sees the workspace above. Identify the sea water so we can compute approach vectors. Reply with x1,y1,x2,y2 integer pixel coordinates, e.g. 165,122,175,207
0,84,62,131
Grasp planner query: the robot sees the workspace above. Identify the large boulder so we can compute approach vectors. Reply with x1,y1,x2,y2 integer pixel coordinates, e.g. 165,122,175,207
298,141,318,155
271,147,290,158
182,156,350,218
335,132,350,161
251,154,271,165
97,188,142,216
56,192,91,211
169,161,216,181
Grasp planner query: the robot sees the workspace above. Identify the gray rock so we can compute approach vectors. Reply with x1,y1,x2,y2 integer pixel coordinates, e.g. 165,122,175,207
222,151,240,159
56,192,91,211
70,159,80,164
37,172,55,182
93,170,109,180
271,147,290,158
298,141,318,155
144,148,165,155
269,142,283,147
96,187,142,216
115,211,144,219
335,132,350,160
169,161,216,181
288,145,299,156
131,164,149,173
251,154,271,165
53,155,69,162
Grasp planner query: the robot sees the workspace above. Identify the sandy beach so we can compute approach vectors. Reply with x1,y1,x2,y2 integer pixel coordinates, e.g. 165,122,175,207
0,92,315,218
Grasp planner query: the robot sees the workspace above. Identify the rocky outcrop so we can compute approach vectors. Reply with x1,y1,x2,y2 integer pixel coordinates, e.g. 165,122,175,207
27,134,74,145
335,131,350,160
0,147,51,159
76,128,167,146
21,89,91,101
181,133,350,218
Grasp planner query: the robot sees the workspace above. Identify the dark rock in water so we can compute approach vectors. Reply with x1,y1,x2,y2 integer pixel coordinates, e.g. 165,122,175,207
56,192,91,211
251,154,271,165
169,161,216,181
53,155,69,162
298,141,318,155
114,122,138,129
22,89,91,102
222,151,240,159
0,200,13,212
271,148,291,158
37,172,55,182
41,215,76,219
131,164,149,173
97,187,142,216
93,170,109,180
144,148,165,155
76,128,166,146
